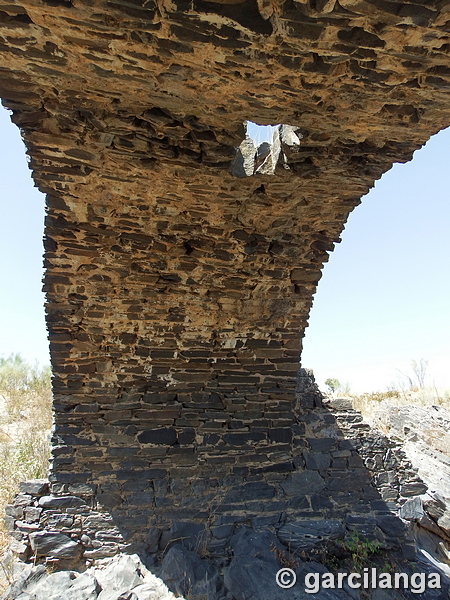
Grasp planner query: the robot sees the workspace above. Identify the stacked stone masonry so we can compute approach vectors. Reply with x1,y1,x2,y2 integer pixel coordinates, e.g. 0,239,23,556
5,393,437,566
1,0,450,569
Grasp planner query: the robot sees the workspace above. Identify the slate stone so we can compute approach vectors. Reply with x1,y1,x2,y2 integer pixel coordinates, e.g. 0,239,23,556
24,570,75,599
144,527,161,553
223,482,275,504
307,438,336,452
281,470,325,496
159,521,206,552
25,570,99,600
400,481,428,497
29,532,82,559
224,528,350,600
399,496,424,520
94,554,144,596
19,480,49,496
5,504,23,519
278,520,344,550
38,495,87,509
137,428,177,445
269,427,293,443
423,495,447,522
376,515,407,538
160,544,214,597
229,527,285,562
304,452,331,470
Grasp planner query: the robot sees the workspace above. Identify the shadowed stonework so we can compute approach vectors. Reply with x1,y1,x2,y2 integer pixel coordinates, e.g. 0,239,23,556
1,0,450,595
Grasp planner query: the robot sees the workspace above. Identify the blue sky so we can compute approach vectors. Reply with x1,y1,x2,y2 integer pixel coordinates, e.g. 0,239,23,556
0,107,48,366
1,107,449,391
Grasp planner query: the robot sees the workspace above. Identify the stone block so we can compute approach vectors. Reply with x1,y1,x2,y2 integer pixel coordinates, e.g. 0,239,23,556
39,496,87,509
137,428,177,445
159,522,206,552
278,519,344,550
376,515,406,538
304,451,331,470
399,497,424,521
19,480,49,496
281,470,325,496
29,531,82,559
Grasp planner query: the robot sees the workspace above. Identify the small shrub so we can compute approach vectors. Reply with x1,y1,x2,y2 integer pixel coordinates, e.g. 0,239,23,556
270,542,297,570
323,530,382,572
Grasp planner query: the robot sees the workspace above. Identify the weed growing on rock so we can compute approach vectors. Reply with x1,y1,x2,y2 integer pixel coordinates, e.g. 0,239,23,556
270,542,297,570
322,530,383,572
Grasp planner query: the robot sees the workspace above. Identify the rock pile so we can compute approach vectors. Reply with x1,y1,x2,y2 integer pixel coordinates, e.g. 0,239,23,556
2,553,182,600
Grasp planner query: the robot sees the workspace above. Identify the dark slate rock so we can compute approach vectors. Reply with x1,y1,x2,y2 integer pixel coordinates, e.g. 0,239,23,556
281,470,325,496
230,137,256,178
211,524,234,540
46,514,75,529
278,520,344,550
400,481,428,497
68,483,97,496
223,482,275,504
38,495,87,508
423,495,447,521
29,531,82,559
230,527,285,562
12,494,33,507
137,428,177,445
310,494,334,511
304,452,331,470
268,428,293,443
307,438,336,452
144,527,161,554
376,515,407,538
24,571,80,599
224,528,351,600
19,480,49,496
159,521,206,552
1,564,47,600
160,544,219,598
5,504,23,518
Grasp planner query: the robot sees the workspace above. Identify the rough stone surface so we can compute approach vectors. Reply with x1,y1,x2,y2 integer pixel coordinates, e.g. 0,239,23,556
1,1,450,596
278,519,344,550
29,532,82,560
1,554,181,600
368,404,450,502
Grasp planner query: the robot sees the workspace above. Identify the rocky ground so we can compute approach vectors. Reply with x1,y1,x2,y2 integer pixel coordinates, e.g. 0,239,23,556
2,526,449,600
352,392,450,579
359,398,450,503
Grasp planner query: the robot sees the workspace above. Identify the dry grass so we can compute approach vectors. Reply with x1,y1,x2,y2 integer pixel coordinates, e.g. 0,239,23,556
0,355,52,569
352,387,450,418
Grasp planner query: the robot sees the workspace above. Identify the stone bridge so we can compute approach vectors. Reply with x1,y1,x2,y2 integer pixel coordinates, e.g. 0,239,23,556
1,0,450,574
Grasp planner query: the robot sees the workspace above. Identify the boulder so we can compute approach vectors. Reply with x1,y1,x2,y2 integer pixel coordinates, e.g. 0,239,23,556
160,544,219,598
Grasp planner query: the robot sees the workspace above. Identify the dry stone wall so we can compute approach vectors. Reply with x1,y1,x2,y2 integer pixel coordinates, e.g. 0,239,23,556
1,0,450,575
3,381,432,568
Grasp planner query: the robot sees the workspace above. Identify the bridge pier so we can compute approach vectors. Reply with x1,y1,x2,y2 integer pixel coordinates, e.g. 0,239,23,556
2,0,450,592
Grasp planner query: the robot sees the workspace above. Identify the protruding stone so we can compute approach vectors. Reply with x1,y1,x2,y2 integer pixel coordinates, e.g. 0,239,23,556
19,480,49,496
38,496,87,509
29,532,82,559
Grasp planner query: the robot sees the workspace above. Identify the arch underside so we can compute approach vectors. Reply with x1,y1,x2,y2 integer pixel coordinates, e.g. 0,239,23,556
1,0,450,552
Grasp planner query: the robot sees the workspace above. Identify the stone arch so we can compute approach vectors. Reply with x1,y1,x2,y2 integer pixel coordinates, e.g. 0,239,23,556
1,0,450,579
